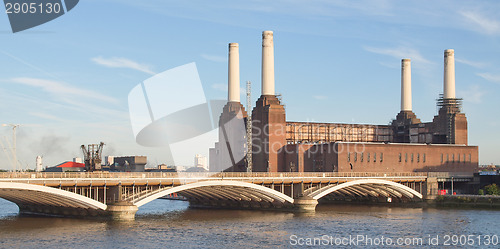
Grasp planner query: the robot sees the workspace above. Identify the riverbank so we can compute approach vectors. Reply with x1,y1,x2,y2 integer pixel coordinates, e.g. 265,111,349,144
427,195,500,209
318,196,500,210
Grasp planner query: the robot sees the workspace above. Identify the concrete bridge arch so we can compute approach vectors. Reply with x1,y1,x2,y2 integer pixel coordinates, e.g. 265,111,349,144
0,182,107,215
309,179,423,201
133,180,295,208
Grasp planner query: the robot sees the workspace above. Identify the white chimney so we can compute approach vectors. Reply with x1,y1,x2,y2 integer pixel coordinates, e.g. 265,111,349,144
444,49,456,99
261,31,275,96
401,59,412,111
36,156,43,172
228,43,240,102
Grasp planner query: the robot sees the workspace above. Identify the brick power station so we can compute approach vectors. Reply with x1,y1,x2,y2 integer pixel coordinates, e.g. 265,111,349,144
210,31,478,174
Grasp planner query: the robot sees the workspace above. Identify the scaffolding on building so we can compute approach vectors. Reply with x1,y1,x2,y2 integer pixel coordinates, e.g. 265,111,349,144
246,81,252,172
436,94,463,144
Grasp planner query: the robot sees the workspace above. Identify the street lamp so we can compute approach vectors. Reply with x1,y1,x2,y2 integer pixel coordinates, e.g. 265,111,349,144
2,124,20,170
451,176,454,195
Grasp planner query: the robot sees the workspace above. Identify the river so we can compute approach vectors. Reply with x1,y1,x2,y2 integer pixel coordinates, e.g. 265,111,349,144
0,198,498,248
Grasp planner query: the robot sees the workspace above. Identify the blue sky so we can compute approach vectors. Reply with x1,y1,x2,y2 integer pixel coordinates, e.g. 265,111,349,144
0,0,499,169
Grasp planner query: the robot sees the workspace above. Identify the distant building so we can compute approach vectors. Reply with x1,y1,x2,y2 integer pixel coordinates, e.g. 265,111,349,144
111,156,147,172
44,161,85,172
158,164,169,170
151,164,176,172
73,157,83,163
194,154,208,171
104,156,114,166
176,165,187,172
35,156,43,172
185,166,208,172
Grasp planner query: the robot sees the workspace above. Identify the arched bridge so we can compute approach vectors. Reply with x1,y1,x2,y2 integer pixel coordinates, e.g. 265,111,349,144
0,172,430,220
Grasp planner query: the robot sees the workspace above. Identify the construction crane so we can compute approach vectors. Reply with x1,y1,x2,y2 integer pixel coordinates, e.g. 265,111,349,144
246,81,252,172
81,142,104,172
1,124,20,171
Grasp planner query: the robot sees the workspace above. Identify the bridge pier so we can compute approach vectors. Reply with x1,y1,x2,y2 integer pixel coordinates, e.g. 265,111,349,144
105,202,138,221
424,177,439,200
293,196,318,212
292,182,318,212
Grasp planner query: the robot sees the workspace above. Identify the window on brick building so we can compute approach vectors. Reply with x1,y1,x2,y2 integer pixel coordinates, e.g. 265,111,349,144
463,154,466,163
417,153,420,163
458,154,460,162
411,153,414,162
405,153,408,162
354,152,357,162
468,154,471,162
361,152,364,162
441,154,443,163
367,153,370,162
348,152,350,162
452,154,455,162
380,153,383,162
399,153,402,162
447,154,449,162
423,153,426,162
373,153,377,162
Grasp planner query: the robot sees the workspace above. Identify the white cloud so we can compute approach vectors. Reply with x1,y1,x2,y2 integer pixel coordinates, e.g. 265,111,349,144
377,61,399,69
459,10,500,35
456,58,487,68
457,85,485,104
92,56,155,75
477,73,500,84
363,46,431,65
201,54,226,63
10,77,119,104
211,83,227,92
28,112,66,122
313,95,328,100
0,87,127,123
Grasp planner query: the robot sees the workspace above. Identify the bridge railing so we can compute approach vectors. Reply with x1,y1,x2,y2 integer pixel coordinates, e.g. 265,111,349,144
211,172,428,178
427,172,474,178
0,171,429,179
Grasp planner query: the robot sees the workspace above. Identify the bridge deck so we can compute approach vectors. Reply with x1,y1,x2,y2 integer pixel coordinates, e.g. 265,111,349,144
0,172,428,187
0,172,447,219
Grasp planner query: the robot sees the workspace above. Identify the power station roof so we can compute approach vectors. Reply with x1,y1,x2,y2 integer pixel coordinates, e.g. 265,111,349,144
56,161,85,168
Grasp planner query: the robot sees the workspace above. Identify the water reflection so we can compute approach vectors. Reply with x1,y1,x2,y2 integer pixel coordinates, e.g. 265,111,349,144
0,198,498,248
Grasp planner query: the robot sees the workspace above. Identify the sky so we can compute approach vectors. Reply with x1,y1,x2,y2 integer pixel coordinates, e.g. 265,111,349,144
0,0,499,170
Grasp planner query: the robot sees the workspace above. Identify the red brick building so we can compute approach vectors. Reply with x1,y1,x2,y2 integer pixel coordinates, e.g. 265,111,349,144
210,32,478,174
283,142,478,173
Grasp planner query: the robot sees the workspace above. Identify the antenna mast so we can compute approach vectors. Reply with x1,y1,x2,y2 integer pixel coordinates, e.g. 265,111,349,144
1,124,20,171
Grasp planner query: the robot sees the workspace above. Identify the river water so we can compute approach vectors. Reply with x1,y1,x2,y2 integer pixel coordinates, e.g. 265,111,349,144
0,198,498,248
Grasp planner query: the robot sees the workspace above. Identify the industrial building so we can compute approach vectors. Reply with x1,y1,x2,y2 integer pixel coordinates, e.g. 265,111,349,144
210,31,478,173
194,154,208,171
110,156,147,172
44,161,85,172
